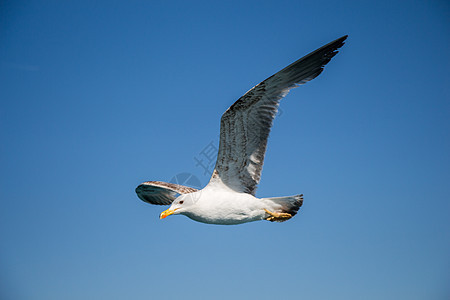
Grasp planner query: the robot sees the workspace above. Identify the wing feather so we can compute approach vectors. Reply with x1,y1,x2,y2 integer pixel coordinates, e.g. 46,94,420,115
208,36,348,194
136,181,198,205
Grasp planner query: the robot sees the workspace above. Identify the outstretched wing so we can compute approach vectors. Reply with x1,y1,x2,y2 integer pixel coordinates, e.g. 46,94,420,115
136,181,198,205
208,35,348,195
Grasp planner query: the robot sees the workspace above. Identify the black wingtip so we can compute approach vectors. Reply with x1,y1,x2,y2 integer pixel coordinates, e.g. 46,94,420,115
318,35,348,60
329,35,348,49
340,35,348,44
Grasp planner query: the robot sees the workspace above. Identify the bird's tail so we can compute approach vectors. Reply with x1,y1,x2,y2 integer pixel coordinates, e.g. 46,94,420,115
263,194,304,216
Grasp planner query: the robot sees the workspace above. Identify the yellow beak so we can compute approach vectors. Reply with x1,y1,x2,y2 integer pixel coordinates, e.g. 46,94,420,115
159,208,179,219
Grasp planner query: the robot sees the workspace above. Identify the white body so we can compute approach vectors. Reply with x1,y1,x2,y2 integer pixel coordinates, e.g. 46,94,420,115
179,186,272,225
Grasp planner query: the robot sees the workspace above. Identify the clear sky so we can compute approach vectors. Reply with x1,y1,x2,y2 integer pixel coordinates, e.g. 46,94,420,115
1,1,449,299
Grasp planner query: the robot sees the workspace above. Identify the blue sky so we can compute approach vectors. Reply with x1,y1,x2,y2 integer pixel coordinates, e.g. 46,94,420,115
1,0,449,299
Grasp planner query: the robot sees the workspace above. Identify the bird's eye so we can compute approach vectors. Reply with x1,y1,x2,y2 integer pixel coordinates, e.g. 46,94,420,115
179,200,184,204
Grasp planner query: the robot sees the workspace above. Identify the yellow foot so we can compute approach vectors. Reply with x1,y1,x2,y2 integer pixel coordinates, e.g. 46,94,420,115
264,209,293,222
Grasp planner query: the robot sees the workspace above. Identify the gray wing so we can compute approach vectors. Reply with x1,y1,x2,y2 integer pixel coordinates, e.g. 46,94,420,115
136,181,198,205
208,35,348,195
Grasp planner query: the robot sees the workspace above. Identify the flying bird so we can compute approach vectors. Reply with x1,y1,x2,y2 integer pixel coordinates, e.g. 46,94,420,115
136,35,347,225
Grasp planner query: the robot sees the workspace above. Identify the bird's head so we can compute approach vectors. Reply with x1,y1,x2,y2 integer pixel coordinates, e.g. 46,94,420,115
159,193,196,219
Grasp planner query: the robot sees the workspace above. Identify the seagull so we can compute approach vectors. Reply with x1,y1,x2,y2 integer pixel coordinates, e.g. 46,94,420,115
136,35,347,225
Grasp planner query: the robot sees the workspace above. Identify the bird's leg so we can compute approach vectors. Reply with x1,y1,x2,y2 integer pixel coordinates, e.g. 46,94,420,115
264,209,292,222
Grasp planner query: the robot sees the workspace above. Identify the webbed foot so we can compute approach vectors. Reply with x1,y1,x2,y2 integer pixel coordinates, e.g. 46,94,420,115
264,208,293,222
